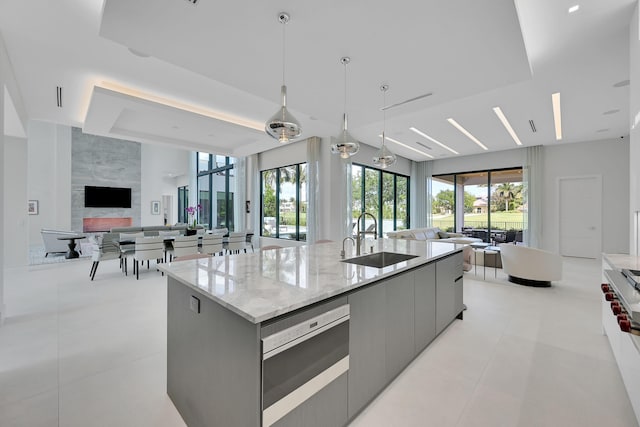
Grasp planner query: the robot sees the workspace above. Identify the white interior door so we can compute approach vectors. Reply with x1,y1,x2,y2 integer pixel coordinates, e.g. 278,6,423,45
558,176,601,258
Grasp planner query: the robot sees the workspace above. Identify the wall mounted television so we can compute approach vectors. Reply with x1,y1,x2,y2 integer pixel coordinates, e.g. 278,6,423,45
84,186,132,208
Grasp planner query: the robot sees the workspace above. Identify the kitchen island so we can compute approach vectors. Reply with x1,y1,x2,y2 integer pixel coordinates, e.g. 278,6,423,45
160,239,464,427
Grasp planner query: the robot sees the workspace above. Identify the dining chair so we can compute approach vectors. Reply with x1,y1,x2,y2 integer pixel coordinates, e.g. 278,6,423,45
133,236,165,280
158,230,182,261
89,232,121,281
201,233,224,256
168,235,199,261
226,231,247,255
119,232,144,275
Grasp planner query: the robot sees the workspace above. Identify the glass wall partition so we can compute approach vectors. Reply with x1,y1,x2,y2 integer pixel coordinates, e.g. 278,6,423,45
432,168,523,243
260,163,307,241
351,164,410,237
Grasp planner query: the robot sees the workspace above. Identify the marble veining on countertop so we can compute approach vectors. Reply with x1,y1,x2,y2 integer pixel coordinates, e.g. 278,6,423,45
160,239,463,324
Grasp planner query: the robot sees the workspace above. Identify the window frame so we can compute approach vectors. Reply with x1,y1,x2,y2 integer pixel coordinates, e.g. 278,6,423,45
260,162,307,242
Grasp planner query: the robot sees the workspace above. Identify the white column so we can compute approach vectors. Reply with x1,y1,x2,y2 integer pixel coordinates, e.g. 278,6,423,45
306,137,321,243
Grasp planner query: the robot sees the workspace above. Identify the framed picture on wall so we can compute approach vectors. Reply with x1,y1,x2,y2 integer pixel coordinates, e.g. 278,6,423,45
151,200,161,215
28,200,39,215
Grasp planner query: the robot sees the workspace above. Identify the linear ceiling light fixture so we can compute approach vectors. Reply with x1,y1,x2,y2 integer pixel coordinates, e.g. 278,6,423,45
493,107,522,146
379,135,434,159
409,126,459,155
331,57,359,159
446,118,488,150
551,92,562,140
96,82,263,131
568,4,580,13
265,12,302,143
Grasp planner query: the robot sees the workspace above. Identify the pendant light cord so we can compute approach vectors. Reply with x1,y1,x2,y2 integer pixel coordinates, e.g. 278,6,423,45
282,22,286,86
382,86,387,147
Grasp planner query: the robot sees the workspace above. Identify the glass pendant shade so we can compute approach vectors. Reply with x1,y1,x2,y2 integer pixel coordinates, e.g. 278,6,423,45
265,85,302,143
331,57,359,158
373,133,397,168
265,12,301,144
372,84,396,168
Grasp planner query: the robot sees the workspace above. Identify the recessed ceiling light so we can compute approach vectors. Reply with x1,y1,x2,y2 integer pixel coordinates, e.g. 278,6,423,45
551,92,562,140
493,107,523,146
603,109,620,115
596,128,609,133
568,4,580,13
378,134,434,159
446,119,488,150
409,127,459,155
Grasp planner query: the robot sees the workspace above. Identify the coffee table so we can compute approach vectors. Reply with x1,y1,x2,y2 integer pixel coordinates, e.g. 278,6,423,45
57,235,86,259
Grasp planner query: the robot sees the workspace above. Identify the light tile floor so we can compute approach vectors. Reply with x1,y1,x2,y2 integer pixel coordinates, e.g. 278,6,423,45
0,256,637,426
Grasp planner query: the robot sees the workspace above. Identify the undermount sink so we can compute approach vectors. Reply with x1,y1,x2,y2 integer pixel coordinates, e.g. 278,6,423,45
342,251,419,268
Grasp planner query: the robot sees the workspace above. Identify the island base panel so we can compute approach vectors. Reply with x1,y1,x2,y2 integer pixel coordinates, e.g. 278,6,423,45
167,278,261,427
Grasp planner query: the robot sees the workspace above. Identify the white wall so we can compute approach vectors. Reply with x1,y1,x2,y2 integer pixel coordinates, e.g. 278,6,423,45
429,141,629,254
630,3,640,254
140,144,189,226
4,136,27,267
27,121,72,246
543,139,629,254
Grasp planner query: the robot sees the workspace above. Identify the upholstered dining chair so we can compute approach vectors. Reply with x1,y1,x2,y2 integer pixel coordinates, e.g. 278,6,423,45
89,232,121,280
133,236,165,280
118,231,144,276
226,231,247,255
167,235,199,261
200,234,224,256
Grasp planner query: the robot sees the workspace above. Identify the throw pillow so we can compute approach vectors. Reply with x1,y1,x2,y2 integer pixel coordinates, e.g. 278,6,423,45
438,231,450,239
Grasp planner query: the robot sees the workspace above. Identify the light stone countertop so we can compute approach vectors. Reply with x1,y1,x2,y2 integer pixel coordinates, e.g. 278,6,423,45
603,253,640,271
160,239,464,324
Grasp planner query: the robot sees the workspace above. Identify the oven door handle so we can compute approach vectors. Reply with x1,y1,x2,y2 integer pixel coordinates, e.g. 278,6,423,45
262,314,349,360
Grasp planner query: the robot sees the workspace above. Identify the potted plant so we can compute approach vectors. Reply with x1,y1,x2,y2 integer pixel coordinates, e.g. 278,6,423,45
185,204,202,235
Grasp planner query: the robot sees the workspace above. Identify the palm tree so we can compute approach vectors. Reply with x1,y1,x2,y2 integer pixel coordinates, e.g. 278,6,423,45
495,183,517,212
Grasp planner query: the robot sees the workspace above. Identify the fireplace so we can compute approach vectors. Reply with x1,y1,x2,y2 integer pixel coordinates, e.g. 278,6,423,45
83,217,133,232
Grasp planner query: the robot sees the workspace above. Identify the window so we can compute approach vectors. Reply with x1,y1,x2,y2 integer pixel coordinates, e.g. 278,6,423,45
261,163,307,241
351,164,410,236
177,186,188,224
196,153,236,231
432,168,523,242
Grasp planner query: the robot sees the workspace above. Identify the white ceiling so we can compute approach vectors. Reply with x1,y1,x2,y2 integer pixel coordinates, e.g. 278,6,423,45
0,0,634,161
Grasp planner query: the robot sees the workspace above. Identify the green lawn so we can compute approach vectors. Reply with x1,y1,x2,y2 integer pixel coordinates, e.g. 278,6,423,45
433,211,524,231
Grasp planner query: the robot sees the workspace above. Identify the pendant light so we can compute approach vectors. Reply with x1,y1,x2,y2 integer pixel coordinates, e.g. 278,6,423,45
331,57,360,159
372,84,396,168
265,12,302,143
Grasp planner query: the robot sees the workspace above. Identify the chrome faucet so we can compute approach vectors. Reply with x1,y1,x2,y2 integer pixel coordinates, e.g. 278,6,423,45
341,237,355,259
355,212,378,255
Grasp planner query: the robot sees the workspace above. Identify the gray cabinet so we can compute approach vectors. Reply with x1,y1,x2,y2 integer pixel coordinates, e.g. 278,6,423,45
385,270,415,381
414,263,436,354
274,373,348,427
348,283,387,419
436,253,464,334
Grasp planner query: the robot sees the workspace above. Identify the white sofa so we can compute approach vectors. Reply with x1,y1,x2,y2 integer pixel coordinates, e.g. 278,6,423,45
499,243,562,287
386,227,482,244
386,227,481,272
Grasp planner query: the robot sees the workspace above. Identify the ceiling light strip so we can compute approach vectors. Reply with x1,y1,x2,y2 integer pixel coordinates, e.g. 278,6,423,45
551,92,562,140
409,127,459,155
446,118,488,150
97,81,263,132
379,134,434,159
493,107,522,146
